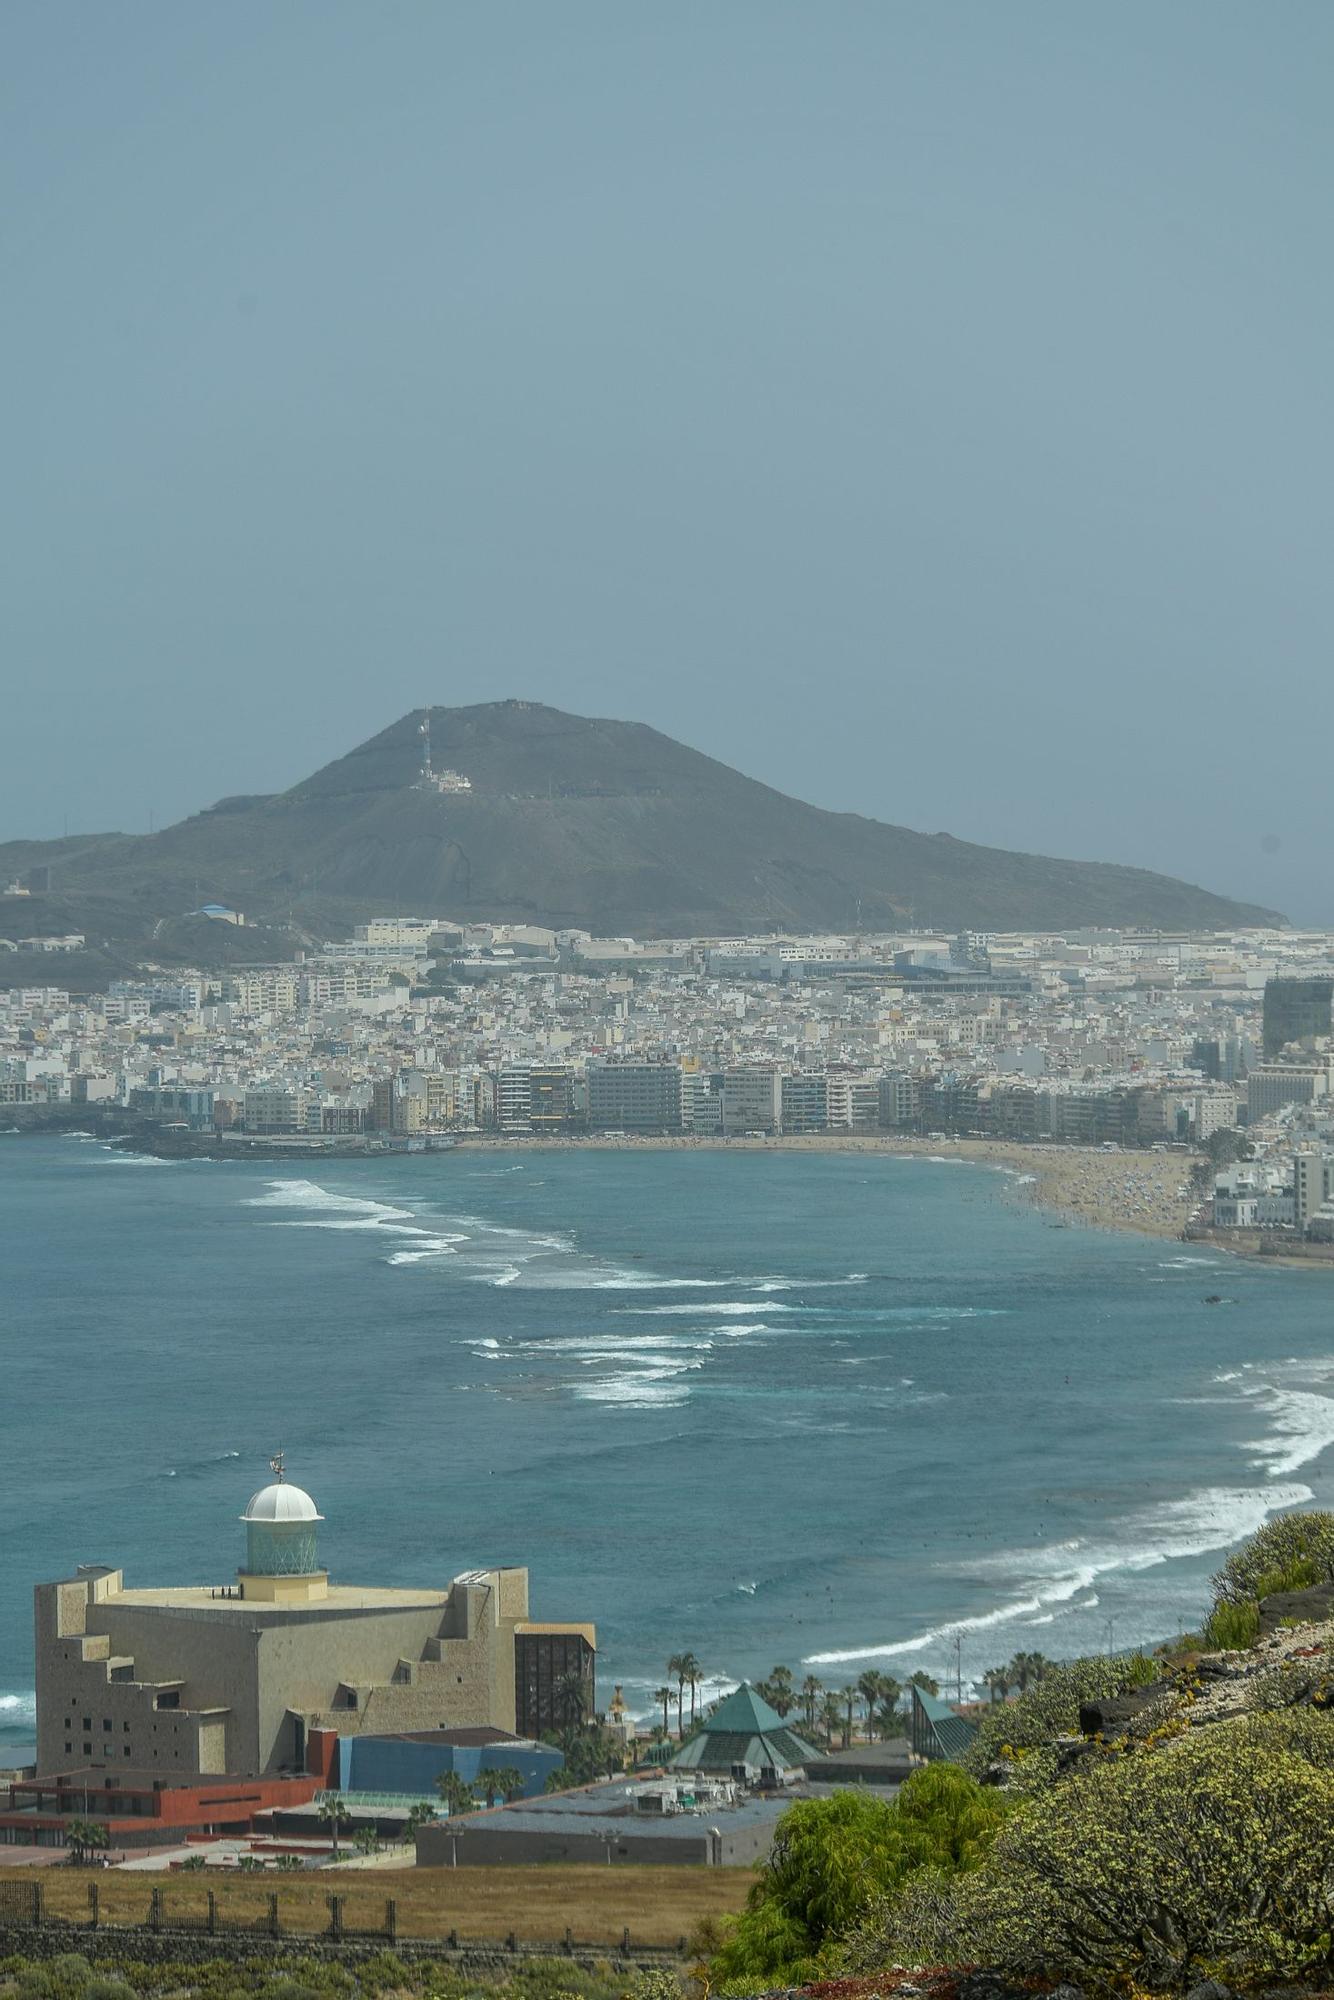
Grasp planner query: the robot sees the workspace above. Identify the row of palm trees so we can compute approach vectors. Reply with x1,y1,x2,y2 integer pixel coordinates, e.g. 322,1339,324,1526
763,1665,941,1747
980,1651,1054,1702
63,1817,110,1864
654,1658,943,1749
657,1651,705,1737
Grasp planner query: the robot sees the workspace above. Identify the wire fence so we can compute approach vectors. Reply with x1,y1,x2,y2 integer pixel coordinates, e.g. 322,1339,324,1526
0,1879,687,1961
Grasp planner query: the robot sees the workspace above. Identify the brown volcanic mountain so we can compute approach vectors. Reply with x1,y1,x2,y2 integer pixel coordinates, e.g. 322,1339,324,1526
0,701,1283,960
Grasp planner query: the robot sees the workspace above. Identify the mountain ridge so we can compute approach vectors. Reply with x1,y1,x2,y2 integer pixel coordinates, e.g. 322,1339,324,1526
0,700,1285,958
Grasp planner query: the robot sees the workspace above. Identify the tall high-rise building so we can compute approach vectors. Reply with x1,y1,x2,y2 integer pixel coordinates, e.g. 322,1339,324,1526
1263,977,1333,1057
587,1061,682,1133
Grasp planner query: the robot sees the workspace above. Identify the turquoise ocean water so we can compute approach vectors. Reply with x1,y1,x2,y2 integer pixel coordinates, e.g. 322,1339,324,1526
2,1134,1333,1759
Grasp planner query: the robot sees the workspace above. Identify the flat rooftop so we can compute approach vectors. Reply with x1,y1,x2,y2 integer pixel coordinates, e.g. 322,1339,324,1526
104,1585,448,1614
449,1778,795,1841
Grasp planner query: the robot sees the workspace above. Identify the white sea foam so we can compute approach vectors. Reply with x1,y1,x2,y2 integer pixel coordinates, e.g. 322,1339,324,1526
514,1334,714,1355
1214,1355,1334,1477
751,1274,870,1291
623,1301,801,1316
573,1365,695,1407
1245,1388,1334,1476
386,1235,469,1264
804,1481,1314,1667
246,1179,417,1223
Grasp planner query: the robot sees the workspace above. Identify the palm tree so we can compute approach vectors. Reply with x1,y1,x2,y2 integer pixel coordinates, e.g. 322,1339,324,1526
554,1670,589,1734
762,1665,795,1718
875,1675,904,1737
908,1670,939,1698
679,1653,703,1728
65,1818,109,1865
801,1674,823,1731
666,1654,688,1736
353,1826,380,1857
818,1691,844,1751
317,1796,351,1861
843,1684,856,1748
875,1690,906,1740
1007,1651,1052,1693
653,1686,672,1739
404,1801,438,1843
482,1765,525,1806
983,1664,1012,1704
856,1670,893,1736
435,1771,477,1819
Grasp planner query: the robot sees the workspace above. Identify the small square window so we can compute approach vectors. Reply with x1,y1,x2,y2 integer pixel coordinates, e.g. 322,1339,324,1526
103,1719,112,1732
82,1718,91,1731
123,1723,129,1733
64,1742,71,1754
83,1741,92,1755
123,1747,131,1758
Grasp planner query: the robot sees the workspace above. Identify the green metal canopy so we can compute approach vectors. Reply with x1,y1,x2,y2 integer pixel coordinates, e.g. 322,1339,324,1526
669,1682,820,1773
909,1684,978,1763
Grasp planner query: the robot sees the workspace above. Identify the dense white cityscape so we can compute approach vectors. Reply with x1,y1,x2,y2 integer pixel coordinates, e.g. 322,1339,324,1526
5,915,1334,1253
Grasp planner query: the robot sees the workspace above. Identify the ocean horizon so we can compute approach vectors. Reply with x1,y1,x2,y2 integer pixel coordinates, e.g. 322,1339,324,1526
2,1133,1332,1757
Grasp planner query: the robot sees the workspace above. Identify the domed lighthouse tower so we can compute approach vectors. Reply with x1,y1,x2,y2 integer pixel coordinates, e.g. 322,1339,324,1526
238,1453,327,1602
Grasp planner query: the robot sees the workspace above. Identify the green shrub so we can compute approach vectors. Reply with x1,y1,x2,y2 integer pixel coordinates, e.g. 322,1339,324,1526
11,1960,96,2000
869,1712,1334,1989
1203,1598,1260,1650
0,1961,630,2000
619,1973,682,2000
962,1652,1160,1792
1246,1657,1334,1718
1211,1510,1334,1607
1253,1555,1321,1597
707,1768,1008,1990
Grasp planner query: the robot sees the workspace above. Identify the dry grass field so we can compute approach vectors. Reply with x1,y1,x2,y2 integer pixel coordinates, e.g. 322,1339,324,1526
2,1864,756,1948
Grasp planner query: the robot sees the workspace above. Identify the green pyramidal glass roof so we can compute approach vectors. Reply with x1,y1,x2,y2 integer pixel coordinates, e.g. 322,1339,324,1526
668,1683,821,1773
697,1683,790,1735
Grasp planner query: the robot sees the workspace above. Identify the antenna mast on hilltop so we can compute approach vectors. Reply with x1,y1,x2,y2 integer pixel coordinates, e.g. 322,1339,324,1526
415,708,473,796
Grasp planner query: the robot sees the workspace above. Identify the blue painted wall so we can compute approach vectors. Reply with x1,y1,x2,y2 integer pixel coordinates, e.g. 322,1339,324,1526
336,1735,562,1799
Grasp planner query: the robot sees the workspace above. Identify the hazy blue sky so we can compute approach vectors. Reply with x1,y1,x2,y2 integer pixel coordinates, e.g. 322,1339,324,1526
3,4,1331,919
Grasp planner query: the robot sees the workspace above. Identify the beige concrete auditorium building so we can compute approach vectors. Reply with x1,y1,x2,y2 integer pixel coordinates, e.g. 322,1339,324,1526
34,1458,595,1779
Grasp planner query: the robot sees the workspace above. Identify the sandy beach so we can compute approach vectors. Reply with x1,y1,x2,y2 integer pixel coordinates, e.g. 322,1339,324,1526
450,1131,1199,1240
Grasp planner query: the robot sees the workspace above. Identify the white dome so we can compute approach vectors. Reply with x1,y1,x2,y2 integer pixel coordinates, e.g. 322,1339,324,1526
242,1481,322,1524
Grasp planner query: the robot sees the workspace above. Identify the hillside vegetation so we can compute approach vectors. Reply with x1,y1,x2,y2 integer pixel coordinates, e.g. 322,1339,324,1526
701,1510,1334,1995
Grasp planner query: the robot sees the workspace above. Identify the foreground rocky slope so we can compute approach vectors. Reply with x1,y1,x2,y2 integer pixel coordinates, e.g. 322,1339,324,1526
704,1511,1334,1998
